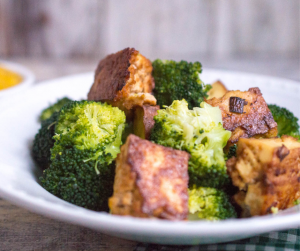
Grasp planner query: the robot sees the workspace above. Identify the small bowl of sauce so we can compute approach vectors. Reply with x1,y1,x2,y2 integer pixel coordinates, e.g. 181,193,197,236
0,60,35,97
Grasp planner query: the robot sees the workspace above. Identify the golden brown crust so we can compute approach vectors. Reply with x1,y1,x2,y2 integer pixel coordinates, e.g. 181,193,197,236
207,80,228,99
88,48,135,101
109,134,189,220
88,47,156,112
133,105,160,139
206,87,278,147
227,136,300,217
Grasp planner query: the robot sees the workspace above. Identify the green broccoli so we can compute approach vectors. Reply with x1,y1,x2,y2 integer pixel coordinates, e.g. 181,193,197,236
268,104,300,137
40,101,126,211
152,59,211,109
188,186,237,221
151,99,231,188
225,144,237,160
40,97,72,122
32,111,59,170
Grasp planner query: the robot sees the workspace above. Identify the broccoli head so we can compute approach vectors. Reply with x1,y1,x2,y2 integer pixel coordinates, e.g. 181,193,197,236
225,144,237,160
268,104,300,137
188,186,237,221
32,111,59,170
40,101,126,211
152,59,211,109
40,97,72,122
151,100,231,188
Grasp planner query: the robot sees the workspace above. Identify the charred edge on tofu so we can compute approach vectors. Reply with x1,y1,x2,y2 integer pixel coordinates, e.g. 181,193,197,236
229,97,247,114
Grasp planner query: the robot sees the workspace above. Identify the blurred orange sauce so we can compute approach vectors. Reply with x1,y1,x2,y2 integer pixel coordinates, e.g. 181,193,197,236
0,66,23,90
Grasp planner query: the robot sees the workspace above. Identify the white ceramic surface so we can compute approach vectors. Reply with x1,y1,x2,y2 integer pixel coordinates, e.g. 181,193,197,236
0,70,299,245
0,60,35,97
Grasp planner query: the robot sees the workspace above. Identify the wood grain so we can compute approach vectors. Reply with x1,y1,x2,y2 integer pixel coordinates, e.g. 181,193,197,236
0,198,136,251
0,0,10,56
0,0,298,59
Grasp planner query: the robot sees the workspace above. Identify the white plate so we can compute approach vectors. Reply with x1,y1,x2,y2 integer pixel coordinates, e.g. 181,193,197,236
0,60,35,97
0,70,299,245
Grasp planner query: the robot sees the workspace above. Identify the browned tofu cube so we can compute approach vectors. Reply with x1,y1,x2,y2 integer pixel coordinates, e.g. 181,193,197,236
88,48,156,113
227,136,300,217
206,87,277,148
109,134,189,220
133,105,160,139
207,80,228,99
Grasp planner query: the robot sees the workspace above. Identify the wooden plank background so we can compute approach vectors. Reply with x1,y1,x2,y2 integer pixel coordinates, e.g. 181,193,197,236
0,1,299,250
0,199,136,251
0,0,299,60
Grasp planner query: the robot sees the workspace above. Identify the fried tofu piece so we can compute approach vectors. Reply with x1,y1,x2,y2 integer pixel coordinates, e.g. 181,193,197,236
207,80,228,99
227,136,300,217
133,105,160,139
109,134,189,220
88,48,156,113
206,87,277,148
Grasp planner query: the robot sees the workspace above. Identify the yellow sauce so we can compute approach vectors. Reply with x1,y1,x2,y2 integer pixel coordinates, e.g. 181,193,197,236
0,66,23,91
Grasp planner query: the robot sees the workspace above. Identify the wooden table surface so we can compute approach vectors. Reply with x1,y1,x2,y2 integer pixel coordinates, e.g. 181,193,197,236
0,57,299,251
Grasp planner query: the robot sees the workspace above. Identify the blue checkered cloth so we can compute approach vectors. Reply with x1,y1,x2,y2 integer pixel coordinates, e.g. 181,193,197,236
134,228,300,251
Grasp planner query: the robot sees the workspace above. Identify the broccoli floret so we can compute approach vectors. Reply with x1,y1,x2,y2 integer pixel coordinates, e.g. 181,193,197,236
268,104,300,137
32,112,59,170
152,59,211,109
40,101,126,211
188,186,237,221
40,97,72,122
225,144,237,160
151,100,231,188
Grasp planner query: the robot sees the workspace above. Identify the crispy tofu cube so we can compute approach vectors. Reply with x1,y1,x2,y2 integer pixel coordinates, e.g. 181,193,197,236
206,87,278,148
88,48,156,113
207,80,228,99
227,136,300,217
133,105,160,139
109,134,189,220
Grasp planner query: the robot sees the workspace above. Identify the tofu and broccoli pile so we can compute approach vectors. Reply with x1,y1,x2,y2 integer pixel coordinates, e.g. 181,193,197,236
32,47,300,221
